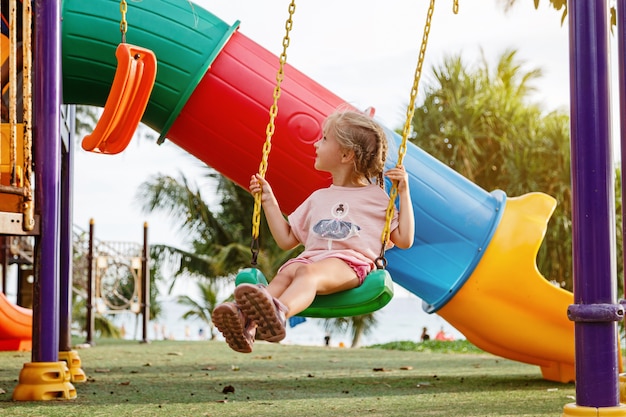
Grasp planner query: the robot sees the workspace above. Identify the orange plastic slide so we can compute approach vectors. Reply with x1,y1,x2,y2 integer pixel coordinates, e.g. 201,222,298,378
0,291,32,351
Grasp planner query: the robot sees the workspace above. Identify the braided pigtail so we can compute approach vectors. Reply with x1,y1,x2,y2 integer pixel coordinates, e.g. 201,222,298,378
376,131,388,189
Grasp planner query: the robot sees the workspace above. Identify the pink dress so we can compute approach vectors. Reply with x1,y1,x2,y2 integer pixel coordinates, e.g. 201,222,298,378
283,184,399,281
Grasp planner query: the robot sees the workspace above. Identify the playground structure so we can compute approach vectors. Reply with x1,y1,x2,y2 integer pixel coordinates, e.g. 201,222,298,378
77,220,151,346
0,0,624,414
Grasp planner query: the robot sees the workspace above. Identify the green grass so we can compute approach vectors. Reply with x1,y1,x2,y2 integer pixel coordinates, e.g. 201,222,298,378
369,339,485,354
0,339,576,416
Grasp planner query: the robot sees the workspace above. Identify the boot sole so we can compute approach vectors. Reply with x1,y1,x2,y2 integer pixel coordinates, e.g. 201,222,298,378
235,284,286,343
212,303,253,353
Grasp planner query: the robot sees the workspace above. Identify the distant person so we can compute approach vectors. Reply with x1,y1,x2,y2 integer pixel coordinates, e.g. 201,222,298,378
420,326,430,342
434,326,454,341
212,109,415,353
324,333,331,347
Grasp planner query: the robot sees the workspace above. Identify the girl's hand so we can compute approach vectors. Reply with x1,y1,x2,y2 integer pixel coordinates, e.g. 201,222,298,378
249,174,276,205
249,174,295,249
249,174,263,195
387,165,415,249
385,165,409,193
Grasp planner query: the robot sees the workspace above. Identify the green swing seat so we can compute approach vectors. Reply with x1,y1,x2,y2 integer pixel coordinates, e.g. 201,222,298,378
235,267,394,318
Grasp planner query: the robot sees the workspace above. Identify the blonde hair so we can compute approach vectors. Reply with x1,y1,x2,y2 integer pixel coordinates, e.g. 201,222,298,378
323,109,388,187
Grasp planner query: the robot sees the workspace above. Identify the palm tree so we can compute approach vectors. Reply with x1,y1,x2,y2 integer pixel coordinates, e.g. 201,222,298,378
323,314,378,348
176,280,232,340
411,49,573,289
70,293,123,338
414,49,543,186
498,0,567,24
136,171,259,282
136,167,304,278
135,169,304,332
500,0,615,29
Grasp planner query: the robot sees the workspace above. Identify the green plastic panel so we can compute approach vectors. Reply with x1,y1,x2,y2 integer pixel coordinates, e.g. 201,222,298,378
61,0,238,137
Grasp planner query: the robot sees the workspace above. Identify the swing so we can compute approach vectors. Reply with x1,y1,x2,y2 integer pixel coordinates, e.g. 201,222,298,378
81,0,156,155
235,0,442,318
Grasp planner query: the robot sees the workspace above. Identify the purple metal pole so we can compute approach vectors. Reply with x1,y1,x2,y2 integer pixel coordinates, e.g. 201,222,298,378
619,0,626,298
59,107,75,353
568,0,621,407
32,0,62,363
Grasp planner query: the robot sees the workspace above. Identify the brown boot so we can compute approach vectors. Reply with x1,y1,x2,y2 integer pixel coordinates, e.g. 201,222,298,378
234,284,288,343
212,302,256,353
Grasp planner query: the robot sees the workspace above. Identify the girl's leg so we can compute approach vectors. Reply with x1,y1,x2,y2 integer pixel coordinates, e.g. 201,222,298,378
230,267,301,343
264,272,293,299
235,258,359,343
277,258,360,317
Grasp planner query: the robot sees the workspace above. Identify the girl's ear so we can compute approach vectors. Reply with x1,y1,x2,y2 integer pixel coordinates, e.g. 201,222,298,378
341,149,355,163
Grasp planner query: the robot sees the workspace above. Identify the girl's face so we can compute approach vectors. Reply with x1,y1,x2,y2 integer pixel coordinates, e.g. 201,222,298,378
314,127,344,173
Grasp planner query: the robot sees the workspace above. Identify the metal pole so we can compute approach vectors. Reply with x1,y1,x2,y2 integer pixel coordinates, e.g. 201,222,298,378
567,0,621,407
85,219,94,346
1,237,7,292
618,0,626,306
32,0,62,363
141,222,149,344
59,106,75,353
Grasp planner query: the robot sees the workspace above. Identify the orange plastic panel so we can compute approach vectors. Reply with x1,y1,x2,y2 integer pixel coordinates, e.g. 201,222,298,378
0,291,32,351
1,123,24,185
82,43,157,154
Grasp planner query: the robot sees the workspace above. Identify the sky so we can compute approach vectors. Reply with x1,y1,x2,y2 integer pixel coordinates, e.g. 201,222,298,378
70,0,618,300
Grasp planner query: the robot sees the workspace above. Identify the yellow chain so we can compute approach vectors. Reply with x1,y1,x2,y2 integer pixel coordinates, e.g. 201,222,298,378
120,0,128,43
379,0,436,252
251,1,296,242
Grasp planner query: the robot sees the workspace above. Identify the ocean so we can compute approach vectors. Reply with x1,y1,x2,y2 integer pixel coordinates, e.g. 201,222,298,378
113,289,465,347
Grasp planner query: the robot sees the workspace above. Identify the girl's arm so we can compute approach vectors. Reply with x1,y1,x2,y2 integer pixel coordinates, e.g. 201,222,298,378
249,174,300,250
386,166,415,249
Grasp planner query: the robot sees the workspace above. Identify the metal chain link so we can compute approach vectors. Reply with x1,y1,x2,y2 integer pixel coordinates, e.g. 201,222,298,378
8,0,17,186
21,0,33,230
378,0,436,262
120,0,128,43
250,1,296,263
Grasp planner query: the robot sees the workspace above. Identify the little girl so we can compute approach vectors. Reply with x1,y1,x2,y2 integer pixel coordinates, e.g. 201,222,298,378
213,109,415,353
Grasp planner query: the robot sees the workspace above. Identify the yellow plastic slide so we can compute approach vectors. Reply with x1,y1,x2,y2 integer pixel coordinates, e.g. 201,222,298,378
437,193,575,383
